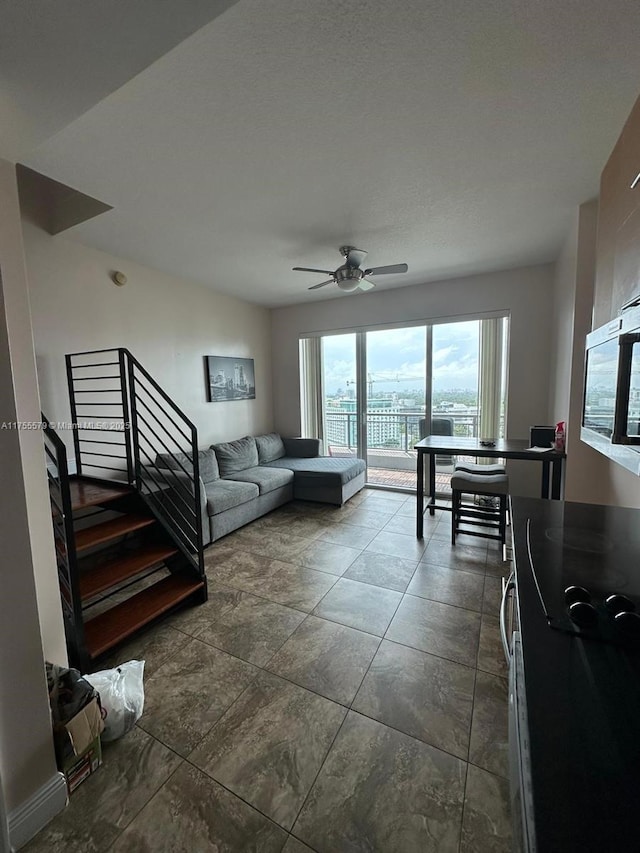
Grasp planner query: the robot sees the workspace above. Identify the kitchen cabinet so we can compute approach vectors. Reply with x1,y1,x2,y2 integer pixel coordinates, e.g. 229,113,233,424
594,93,640,325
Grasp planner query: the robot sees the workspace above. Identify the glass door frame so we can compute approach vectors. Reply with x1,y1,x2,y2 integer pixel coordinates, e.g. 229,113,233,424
306,310,509,490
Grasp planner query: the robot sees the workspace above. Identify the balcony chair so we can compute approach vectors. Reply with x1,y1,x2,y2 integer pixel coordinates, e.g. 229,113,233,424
451,468,509,549
418,417,456,469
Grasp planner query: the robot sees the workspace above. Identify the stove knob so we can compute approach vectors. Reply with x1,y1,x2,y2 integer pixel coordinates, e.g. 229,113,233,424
567,600,598,628
605,594,636,615
614,611,640,640
565,586,591,606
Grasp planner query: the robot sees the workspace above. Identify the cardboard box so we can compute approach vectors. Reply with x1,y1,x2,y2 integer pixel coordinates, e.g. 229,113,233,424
60,698,104,794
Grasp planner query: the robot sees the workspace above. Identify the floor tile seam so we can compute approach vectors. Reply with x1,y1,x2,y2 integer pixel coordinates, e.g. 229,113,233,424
476,664,509,684
161,620,362,708
345,701,472,765
209,534,316,561
287,705,353,837
256,613,383,707
299,551,366,578
401,587,484,614
373,635,479,676
418,564,489,581
378,631,479,671
207,561,343,612
474,663,509,684
125,628,199,679
342,584,409,710
465,667,480,774
156,635,359,745
399,590,486,618
258,669,364,714
285,831,321,853
339,509,397,523
345,633,385,714
457,760,472,853
415,558,489,578
341,577,410,594
304,608,387,640
102,743,187,847
362,544,430,562
179,753,298,837
179,667,273,768
172,584,314,629
466,759,509,782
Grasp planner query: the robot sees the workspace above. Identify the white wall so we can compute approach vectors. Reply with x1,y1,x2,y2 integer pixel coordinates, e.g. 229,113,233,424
23,222,274,453
271,264,555,498
0,160,62,829
549,200,610,503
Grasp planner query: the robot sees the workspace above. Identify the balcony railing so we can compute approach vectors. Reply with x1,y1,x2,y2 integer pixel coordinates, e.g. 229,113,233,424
325,410,482,454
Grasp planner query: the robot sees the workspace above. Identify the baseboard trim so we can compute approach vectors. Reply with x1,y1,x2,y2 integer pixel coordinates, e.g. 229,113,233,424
8,773,67,850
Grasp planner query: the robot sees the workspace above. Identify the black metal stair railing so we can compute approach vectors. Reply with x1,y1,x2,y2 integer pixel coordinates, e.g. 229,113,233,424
65,348,204,575
42,413,88,670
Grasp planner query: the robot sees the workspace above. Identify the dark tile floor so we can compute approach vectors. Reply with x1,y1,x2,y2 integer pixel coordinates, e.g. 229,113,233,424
26,488,512,853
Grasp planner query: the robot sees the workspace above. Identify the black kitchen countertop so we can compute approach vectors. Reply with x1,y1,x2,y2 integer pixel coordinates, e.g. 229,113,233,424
511,496,640,852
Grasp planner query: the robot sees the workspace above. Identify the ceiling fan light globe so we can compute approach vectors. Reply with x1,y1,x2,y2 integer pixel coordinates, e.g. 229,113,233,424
337,279,359,292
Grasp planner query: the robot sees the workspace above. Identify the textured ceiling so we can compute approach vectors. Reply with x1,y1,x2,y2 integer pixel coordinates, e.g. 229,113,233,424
0,0,239,160
19,0,640,306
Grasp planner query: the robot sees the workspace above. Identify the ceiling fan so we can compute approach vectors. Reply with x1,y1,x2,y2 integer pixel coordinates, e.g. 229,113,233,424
293,245,408,293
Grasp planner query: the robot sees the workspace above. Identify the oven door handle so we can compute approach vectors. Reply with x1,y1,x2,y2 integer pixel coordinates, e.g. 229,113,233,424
500,570,516,660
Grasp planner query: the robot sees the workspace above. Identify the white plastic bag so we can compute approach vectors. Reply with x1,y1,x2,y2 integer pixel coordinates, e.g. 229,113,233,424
85,660,145,742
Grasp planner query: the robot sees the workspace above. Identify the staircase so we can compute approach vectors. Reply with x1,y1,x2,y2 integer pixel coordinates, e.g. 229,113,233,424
43,348,208,672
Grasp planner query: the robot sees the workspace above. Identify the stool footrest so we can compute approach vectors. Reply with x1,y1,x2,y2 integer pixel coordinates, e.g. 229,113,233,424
452,481,508,548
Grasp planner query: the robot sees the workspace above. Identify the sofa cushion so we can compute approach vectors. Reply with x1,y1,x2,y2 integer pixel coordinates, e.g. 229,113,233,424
156,449,219,483
282,437,321,458
213,436,259,476
204,479,259,516
255,432,286,464
263,456,366,485
225,465,293,495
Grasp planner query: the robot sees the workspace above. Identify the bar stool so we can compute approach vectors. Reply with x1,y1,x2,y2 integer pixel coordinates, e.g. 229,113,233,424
451,470,509,548
453,461,506,476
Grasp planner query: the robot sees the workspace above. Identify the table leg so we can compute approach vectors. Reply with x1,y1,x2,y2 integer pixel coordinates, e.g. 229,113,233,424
428,453,436,516
551,459,563,500
541,460,550,499
416,450,424,538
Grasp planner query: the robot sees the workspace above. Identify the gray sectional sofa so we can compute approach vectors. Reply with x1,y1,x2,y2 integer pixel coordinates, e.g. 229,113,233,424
156,433,365,546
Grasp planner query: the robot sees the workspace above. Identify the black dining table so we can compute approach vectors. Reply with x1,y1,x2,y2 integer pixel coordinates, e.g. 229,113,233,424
414,436,565,538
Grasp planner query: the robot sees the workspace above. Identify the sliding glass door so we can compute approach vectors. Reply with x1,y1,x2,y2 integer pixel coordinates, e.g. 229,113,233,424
320,333,358,458
301,315,508,492
365,327,427,487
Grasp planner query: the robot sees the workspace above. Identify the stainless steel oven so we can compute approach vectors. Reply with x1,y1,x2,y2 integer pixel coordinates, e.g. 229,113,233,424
501,572,537,853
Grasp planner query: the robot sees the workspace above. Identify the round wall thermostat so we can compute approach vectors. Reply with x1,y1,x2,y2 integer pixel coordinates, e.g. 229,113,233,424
112,271,127,286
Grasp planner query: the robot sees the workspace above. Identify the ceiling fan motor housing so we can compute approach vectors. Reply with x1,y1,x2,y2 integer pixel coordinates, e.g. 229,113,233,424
335,265,363,291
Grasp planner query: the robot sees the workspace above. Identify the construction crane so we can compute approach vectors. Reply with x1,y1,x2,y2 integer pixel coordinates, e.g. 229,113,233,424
346,373,418,395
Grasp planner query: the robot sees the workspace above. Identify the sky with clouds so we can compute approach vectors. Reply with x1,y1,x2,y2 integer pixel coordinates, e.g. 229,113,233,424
322,321,480,394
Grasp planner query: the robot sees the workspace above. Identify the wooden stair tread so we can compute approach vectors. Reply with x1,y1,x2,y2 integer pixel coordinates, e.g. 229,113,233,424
84,574,205,659
79,543,178,600
69,478,132,511
76,513,155,551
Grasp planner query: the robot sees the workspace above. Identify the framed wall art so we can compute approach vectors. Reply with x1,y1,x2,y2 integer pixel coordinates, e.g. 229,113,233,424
205,356,256,402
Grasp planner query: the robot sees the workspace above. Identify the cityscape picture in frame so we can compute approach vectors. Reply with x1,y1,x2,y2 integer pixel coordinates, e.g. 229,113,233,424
205,356,256,402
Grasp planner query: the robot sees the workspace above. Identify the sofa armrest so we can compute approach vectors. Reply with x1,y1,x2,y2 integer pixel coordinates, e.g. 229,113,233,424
282,437,321,458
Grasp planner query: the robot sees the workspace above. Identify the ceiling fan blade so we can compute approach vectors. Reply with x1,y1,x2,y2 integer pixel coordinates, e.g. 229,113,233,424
293,266,335,275
308,279,334,290
364,263,408,276
346,248,368,268
358,279,376,292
